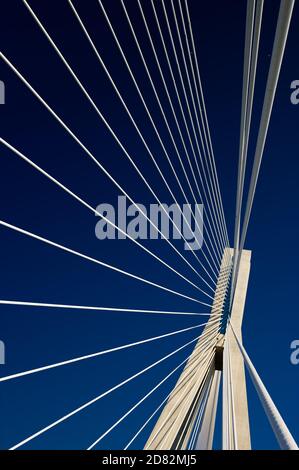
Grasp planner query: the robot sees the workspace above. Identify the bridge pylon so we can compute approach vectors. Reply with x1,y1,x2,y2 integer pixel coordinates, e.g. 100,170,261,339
144,248,251,450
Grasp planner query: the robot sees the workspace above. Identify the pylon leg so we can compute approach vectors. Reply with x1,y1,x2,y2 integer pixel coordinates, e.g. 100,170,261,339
144,248,231,450
223,249,251,449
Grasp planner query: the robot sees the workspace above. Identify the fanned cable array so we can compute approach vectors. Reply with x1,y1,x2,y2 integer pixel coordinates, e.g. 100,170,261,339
0,0,297,450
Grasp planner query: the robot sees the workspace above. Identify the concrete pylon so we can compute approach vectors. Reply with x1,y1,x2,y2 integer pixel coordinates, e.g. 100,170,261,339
195,370,221,449
223,249,251,450
144,249,232,450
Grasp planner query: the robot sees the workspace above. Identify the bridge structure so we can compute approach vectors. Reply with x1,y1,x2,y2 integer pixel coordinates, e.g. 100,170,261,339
0,0,297,450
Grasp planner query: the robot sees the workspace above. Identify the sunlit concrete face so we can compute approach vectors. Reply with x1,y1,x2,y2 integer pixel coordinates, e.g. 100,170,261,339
144,249,252,450
144,249,232,450
225,249,251,450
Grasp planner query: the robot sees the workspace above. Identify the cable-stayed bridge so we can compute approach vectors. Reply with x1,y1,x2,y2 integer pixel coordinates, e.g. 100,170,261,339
0,0,297,450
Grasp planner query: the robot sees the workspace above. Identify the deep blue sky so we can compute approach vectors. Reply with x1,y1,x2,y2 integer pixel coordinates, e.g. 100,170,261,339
0,0,298,450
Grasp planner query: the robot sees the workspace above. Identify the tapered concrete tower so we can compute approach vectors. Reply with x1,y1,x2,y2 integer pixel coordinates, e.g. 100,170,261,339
144,248,251,450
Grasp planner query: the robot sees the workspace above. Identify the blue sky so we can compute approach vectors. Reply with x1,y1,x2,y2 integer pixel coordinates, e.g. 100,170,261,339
0,0,298,449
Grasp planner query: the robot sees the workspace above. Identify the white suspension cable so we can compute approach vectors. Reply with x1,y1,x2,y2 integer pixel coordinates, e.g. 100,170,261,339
1,137,214,299
99,0,221,282
235,0,295,290
184,0,231,256
0,320,217,383
230,323,298,450
156,353,214,450
0,300,214,317
0,53,216,292
18,0,216,288
233,0,255,261
9,331,207,450
162,0,228,257
67,0,215,282
177,0,229,259
232,0,263,297
87,346,203,449
0,219,212,306
169,0,227,257
105,0,222,278
177,0,230,268
145,330,219,449
2,54,216,296
124,335,213,449
138,0,224,266
149,0,226,264
162,0,225,250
